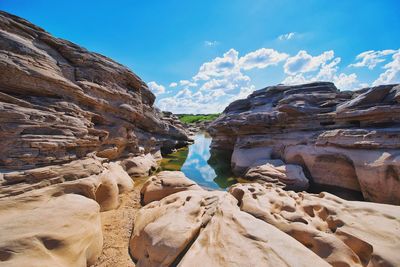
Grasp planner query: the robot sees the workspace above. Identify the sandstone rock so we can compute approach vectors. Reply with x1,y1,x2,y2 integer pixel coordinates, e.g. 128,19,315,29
231,146,272,174
140,171,202,205
0,156,106,198
0,11,189,172
244,160,309,191
121,153,159,178
284,144,400,204
230,183,400,267
209,82,400,204
0,190,103,267
130,190,330,267
0,159,134,266
0,11,191,267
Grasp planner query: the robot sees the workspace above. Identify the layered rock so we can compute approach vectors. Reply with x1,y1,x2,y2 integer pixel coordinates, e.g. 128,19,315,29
209,82,400,204
243,159,309,191
0,11,189,173
0,11,189,267
0,159,135,266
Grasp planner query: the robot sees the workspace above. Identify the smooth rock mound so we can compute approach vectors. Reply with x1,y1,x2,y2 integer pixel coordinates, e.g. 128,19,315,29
140,171,202,205
0,190,103,267
120,153,159,178
130,190,329,267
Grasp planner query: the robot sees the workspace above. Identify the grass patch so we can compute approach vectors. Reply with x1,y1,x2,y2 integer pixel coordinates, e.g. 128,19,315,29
177,114,220,124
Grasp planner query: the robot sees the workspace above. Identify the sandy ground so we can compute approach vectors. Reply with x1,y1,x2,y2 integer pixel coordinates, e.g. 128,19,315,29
91,183,143,267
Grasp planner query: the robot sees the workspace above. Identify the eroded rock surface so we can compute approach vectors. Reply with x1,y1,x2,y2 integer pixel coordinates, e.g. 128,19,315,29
0,189,103,267
0,11,190,267
0,11,189,172
230,183,400,267
130,190,329,267
140,171,202,205
121,153,159,178
209,82,400,204
131,175,400,267
243,159,309,191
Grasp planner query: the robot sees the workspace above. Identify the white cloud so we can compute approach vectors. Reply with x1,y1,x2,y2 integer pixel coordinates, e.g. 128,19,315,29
179,80,198,87
153,47,399,113
239,48,289,70
193,49,239,81
278,32,295,40
284,50,335,75
349,49,397,69
147,81,165,95
333,73,358,90
282,50,360,90
204,40,219,47
373,50,400,85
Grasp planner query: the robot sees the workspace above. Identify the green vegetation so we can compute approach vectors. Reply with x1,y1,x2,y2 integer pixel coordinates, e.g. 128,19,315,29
177,113,220,124
159,148,189,171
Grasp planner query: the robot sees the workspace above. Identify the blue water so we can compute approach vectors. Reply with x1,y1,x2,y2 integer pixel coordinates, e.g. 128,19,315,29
160,132,236,189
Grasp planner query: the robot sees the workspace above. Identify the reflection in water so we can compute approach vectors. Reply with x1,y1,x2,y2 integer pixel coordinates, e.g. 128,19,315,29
159,132,364,199
160,132,236,189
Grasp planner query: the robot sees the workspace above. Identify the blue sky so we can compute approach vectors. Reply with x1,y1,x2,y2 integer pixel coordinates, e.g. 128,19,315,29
1,0,399,113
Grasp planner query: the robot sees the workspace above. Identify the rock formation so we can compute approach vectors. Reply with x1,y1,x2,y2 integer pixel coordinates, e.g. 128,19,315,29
0,11,189,173
130,172,400,267
243,159,309,191
0,11,189,267
230,183,400,267
2,10,400,267
140,170,202,205
209,82,400,204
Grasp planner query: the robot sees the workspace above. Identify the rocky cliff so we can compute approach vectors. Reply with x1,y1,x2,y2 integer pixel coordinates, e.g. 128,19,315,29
0,11,190,193
0,11,188,266
209,82,400,204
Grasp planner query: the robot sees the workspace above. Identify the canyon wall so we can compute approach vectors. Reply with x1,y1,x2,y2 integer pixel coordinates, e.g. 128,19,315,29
0,11,189,266
209,82,400,204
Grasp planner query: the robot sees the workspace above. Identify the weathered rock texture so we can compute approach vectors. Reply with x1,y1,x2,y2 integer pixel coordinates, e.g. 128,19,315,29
243,159,309,191
209,82,400,204
0,159,135,266
0,191,103,267
130,174,400,267
131,188,329,267
0,11,189,267
140,170,202,205
230,183,400,267
0,11,189,173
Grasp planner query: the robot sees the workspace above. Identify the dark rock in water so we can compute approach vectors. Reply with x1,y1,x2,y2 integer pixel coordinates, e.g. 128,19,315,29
208,81,400,204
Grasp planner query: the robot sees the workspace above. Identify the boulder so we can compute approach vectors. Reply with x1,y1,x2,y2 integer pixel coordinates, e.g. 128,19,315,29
130,190,330,267
120,153,158,178
231,146,272,174
0,190,103,267
244,159,309,191
140,171,202,205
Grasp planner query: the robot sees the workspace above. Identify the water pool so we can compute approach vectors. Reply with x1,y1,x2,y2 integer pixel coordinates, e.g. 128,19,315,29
160,132,236,189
